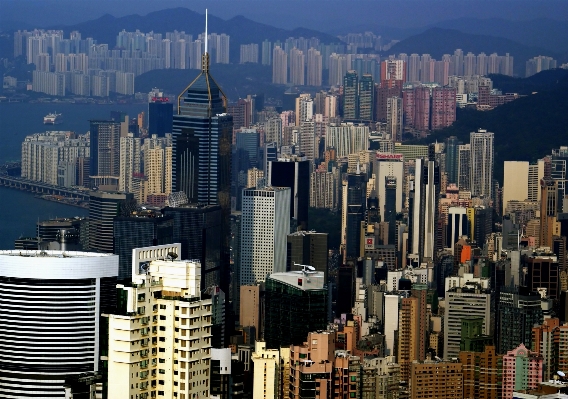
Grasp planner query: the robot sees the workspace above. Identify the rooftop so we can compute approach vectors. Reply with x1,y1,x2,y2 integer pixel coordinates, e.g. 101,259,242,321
0,250,114,258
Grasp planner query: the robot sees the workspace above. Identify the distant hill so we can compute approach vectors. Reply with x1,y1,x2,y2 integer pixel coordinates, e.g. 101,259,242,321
490,69,568,95
47,8,342,62
417,71,568,182
385,27,560,76
430,18,568,54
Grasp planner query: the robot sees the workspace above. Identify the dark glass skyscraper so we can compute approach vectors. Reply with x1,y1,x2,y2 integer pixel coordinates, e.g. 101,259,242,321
148,100,173,137
268,157,310,230
162,204,223,290
345,171,366,259
445,136,460,185
113,213,174,280
172,50,232,294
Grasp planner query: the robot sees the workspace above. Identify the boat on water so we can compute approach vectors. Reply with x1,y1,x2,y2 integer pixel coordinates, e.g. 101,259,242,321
44,112,63,124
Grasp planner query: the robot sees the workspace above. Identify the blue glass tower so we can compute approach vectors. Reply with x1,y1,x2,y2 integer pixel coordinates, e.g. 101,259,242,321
172,44,233,295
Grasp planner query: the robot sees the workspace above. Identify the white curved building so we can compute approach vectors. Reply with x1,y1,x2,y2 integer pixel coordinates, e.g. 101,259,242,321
0,250,118,398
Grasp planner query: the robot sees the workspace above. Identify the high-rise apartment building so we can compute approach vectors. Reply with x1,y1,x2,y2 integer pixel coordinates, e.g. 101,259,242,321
381,59,406,83
240,187,290,285
470,129,494,198
501,344,543,399
431,87,456,130
251,342,290,399
528,159,546,202
459,337,502,399
264,270,328,349
272,46,287,84
398,297,420,382
307,47,323,86
143,134,172,201
325,123,369,158
172,45,232,294
21,131,90,186
119,133,141,193
310,167,340,210
0,250,118,398
289,47,305,86
532,318,568,381
386,96,403,142
289,331,335,399
410,360,463,399
107,244,213,399
240,43,259,64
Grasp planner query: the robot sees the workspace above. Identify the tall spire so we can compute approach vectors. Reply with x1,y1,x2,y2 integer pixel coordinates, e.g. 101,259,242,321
202,9,210,72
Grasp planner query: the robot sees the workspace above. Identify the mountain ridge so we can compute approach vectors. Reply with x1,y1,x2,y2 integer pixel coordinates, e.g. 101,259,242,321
385,27,563,76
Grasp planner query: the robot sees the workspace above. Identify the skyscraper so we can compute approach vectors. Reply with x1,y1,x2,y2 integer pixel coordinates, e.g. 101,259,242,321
264,269,328,349
539,179,559,248
240,187,291,285
444,285,493,359
431,87,457,130
386,96,403,142
289,47,305,85
409,151,440,264
107,245,213,399
118,133,141,193
113,211,174,280
148,100,173,137
287,231,329,280
89,191,134,253
268,155,310,230
498,287,543,354
172,38,232,294
344,170,366,259
343,70,359,120
272,45,287,84
445,136,460,185
358,74,374,121
89,119,122,188
458,144,471,191
0,249,118,397
470,129,494,198
307,47,322,86
162,203,223,290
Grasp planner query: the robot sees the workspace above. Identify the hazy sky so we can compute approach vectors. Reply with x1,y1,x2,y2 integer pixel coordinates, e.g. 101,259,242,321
1,0,567,32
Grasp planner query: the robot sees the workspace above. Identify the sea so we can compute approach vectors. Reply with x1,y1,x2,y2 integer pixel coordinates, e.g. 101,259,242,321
0,101,147,250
